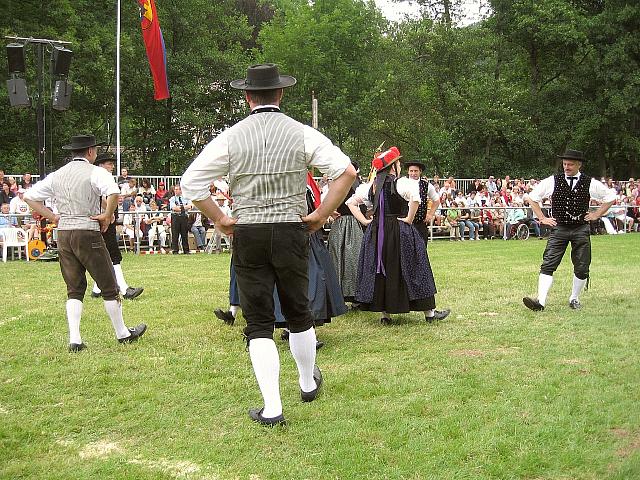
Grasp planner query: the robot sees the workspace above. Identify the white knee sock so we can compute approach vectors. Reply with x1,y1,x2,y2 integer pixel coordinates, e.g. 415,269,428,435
230,305,239,317
112,264,129,294
289,327,317,392
570,275,587,301
249,338,282,418
425,309,434,318
538,274,554,306
92,281,101,295
66,299,83,345
104,299,130,339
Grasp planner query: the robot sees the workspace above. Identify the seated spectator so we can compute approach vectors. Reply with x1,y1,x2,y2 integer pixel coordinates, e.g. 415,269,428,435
486,175,498,193
491,196,505,238
7,176,18,193
122,203,143,249
0,182,15,205
0,202,17,227
445,203,461,241
155,181,170,205
117,167,130,188
144,200,168,253
505,202,526,239
611,198,634,232
20,172,34,189
458,204,478,241
522,202,542,238
120,177,138,198
188,211,207,252
467,178,482,194
138,179,156,204
479,201,495,239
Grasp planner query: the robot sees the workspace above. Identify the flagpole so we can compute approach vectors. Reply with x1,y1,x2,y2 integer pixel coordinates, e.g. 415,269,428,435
116,0,122,176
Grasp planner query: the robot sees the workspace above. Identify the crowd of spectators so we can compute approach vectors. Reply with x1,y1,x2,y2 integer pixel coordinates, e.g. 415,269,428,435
2,167,639,259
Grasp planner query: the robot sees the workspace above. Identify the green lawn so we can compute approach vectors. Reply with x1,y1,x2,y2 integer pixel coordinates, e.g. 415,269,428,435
1,235,639,479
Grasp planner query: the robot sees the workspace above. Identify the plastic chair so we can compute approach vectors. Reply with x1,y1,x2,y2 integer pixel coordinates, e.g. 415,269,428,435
0,228,29,262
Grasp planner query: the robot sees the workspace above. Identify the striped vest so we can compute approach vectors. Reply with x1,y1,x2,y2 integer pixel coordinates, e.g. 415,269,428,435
227,111,307,224
52,160,103,231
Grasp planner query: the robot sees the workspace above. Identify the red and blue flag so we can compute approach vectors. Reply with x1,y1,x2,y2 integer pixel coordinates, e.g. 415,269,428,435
138,0,170,100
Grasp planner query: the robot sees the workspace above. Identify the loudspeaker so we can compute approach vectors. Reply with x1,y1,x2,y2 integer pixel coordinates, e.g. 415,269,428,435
6,43,26,73
52,47,72,76
6,78,30,107
52,80,72,111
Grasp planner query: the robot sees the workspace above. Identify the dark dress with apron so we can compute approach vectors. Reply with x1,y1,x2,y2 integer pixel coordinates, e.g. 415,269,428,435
355,175,437,313
327,180,365,302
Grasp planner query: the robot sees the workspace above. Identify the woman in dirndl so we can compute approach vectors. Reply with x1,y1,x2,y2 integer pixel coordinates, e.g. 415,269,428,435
327,160,365,305
347,147,450,324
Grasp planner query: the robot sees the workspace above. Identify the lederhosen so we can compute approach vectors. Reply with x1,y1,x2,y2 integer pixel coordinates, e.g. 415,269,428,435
102,204,122,265
540,173,592,280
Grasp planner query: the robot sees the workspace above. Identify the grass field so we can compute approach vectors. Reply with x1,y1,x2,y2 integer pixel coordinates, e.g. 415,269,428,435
1,235,639,479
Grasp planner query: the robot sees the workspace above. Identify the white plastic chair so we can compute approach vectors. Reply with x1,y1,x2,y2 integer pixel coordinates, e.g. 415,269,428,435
0,228,29,262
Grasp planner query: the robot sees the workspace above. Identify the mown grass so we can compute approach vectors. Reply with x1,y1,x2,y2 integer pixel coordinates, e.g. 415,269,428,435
1,235,639,479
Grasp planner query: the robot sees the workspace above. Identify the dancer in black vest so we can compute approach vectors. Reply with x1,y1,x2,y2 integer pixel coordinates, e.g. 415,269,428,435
523,149,616,311
90,153,144,300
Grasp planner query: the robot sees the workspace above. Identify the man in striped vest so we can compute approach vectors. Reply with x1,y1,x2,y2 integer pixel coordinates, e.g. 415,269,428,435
181,64,356,426
523,149,616,311
24,134,147,352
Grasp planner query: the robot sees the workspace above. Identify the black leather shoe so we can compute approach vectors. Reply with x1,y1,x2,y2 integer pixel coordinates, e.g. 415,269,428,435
69,342,86,352
433,309,451,320
118,323,147,343
280,329,290,341
523,297,545,311
301,365,323,402
123,287,144,300
380,317,392,325
569,299,582,310
316,340,324,350
90,291,101,298
214,308,235,326
248,407,286,426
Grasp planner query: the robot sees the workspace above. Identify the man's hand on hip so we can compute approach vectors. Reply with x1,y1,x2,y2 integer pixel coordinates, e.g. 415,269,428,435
301,211,326,233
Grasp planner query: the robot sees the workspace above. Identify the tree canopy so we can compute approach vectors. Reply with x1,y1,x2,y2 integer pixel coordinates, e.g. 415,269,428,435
1,0,638,179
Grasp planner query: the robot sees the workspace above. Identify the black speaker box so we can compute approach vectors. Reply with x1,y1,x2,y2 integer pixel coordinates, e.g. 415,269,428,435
7,78,30,107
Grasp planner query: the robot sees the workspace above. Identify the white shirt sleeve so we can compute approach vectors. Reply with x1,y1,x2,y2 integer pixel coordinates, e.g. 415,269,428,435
346,182,373,210
181,131,231,202
396,177,421,203
91,166,120,197
589,179,617,203
304,126,351,180
24,172,55,202
528,175,555,203
427,182,440,202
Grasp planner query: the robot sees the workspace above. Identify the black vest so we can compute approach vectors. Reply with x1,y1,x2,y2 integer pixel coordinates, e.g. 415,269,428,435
369,176,408,217
551,173,591,225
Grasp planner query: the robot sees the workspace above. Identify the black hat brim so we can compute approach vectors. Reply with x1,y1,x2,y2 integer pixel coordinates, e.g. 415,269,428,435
62,141,105,150
230,75,297,90
557,154,585,162
405,162,426,171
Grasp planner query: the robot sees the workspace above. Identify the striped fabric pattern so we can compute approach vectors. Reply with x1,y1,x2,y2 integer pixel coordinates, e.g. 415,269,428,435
227,112,307,224
52,161,102,231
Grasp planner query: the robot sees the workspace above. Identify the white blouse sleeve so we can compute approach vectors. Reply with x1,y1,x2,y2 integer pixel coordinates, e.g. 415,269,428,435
346,182,373,210
396,177,421,203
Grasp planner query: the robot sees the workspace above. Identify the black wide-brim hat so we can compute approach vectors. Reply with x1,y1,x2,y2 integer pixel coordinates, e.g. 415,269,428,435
62,134,104,150
405,161,426,171
230,63,297,91
94,152,116,166
557,149,586,163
